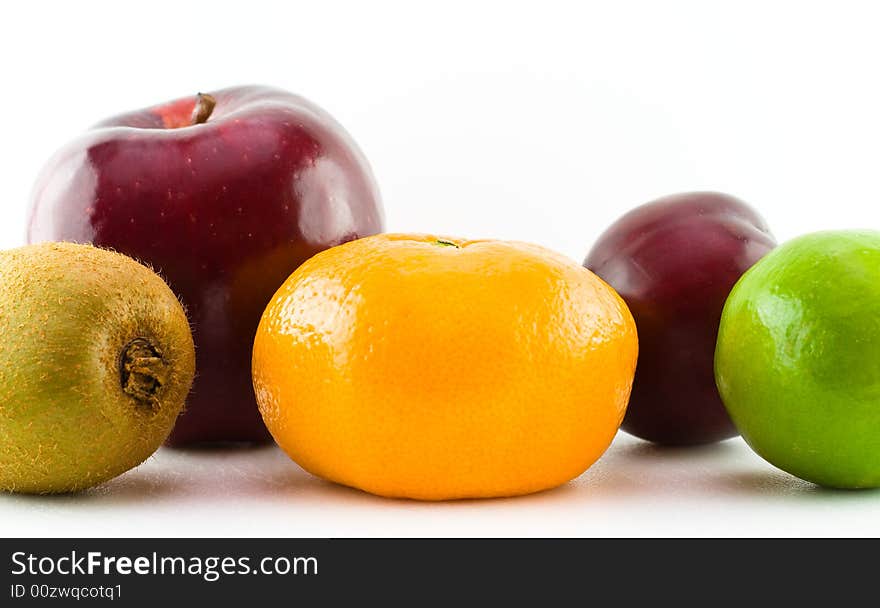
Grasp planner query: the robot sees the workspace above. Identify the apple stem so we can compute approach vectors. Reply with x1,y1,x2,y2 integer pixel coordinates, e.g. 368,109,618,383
191,93,217,125
435,239,460,248
120,338,168,407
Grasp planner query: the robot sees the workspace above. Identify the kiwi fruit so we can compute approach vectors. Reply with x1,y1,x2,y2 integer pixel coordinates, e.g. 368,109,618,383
0,242,195,493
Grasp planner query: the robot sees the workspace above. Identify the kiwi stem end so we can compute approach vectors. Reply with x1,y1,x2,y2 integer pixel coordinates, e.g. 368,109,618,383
120,338,168,407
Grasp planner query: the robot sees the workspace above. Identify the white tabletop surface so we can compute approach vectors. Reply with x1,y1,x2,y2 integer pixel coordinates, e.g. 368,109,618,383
2,431,875,538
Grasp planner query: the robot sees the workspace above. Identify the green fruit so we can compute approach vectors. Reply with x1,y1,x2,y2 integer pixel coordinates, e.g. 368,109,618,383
0,242,195,494
715,230,880,488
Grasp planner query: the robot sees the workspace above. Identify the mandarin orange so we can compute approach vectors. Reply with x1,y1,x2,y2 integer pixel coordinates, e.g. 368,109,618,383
252,234,637,500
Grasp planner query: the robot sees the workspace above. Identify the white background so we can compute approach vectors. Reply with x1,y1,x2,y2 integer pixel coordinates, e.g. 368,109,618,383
1,0,879,537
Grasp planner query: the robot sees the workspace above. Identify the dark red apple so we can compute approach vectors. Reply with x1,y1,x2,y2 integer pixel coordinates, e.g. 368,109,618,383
27,85,384,445
585,192,775,445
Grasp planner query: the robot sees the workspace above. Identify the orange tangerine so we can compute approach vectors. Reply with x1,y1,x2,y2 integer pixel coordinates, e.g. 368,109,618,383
252,234,637,500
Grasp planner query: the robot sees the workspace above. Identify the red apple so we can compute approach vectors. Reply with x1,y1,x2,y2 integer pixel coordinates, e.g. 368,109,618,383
27,85,384,445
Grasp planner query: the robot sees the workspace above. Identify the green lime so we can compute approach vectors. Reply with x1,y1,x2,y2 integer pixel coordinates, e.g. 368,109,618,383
715,230,880,488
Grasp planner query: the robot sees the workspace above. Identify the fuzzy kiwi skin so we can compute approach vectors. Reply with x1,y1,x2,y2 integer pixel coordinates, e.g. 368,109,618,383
0,242,195,493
